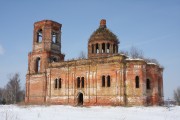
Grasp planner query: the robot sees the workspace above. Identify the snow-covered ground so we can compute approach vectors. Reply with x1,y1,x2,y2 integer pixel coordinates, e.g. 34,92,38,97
0,105,180,120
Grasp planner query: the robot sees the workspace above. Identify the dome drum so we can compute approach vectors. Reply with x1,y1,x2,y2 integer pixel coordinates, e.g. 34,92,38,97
88,19,119,58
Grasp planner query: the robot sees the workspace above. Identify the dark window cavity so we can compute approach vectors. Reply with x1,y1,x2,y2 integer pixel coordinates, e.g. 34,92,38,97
102,75,105,87
81,77,84,88
55,79,58,88
77,77,80,88
102,43,105,53
135,76,140,88
36,57,40,73
146,79,150,89
107,75,111,87
59,78,61,88
107,43,110,53
96,43,99,53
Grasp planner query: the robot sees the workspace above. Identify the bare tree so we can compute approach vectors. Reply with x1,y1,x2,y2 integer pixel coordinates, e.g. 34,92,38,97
78,51,86,59
0,88,6,104
129,46,144,59
4,73,24,104
174,87,180,105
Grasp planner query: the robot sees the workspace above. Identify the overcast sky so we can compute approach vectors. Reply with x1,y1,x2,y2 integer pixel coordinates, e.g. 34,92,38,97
0,0,179,100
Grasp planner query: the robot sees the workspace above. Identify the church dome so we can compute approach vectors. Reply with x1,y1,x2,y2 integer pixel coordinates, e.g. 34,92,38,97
88,19,119,59
88,19,119,44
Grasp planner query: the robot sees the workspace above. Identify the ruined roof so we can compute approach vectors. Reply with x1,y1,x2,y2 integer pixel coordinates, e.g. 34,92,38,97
88,19,119,43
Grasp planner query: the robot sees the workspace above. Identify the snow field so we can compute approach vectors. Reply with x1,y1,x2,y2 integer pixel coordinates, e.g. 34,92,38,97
0,105,180,120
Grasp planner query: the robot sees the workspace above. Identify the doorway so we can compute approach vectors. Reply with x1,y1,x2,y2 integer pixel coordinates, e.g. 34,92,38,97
77,92,83,105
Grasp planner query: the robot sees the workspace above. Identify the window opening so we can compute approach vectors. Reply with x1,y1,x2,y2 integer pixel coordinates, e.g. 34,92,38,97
81,77,84,88
107,43,110,53
107,75,111,87
59,78,61,88
102,43,105,53
96,43,99,53
52,32,58,43
37,29,42,43
146,79,150,89
55,79,58,89
36,57,40,73
102,75,105,87
135,76,140,88
77,77,80,88
52,57,57,62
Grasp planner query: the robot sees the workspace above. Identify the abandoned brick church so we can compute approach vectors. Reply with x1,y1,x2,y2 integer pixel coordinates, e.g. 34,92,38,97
25,19,164,106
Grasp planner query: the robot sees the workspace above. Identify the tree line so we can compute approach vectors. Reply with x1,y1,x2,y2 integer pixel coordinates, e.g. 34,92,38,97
0,73,25,104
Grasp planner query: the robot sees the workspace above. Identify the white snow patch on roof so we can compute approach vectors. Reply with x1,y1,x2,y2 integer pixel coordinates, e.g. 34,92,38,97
126,58,144,61
147,62,157,65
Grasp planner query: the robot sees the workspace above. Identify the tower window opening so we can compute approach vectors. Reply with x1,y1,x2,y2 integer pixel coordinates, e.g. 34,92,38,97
135,76,140,88
52,32,58,43
51,57,57,62
77,77,80,88
102,43,105,53
96,43,99,53
107,75,111,87
102,75,105,87
37,29,42,43
81,77,84,88
146,79,150,89
107,43,110,53
36,57,41,73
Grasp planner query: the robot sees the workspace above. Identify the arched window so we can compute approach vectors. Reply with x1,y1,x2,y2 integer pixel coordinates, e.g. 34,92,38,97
81,77,84,88
102,43,105,53
96,43,99,53
92,44,94,53
107,43,110,53
37,29,42,43
55,79,58,89
146,79,150,89
52,32,58,43
77,77,80,88
102,75,105,87
36,57,41,73
51,56,57,62
107,75,111,87
135,76,140,88
59,78,61,88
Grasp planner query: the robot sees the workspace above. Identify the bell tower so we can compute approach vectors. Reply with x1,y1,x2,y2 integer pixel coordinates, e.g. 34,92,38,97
29,20,65,74
26,20,65,103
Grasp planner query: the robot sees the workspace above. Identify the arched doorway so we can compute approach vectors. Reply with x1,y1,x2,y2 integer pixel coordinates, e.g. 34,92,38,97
77,92,83,105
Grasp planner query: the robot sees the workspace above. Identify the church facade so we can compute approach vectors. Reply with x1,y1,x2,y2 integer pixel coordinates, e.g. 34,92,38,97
25,19,164,106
